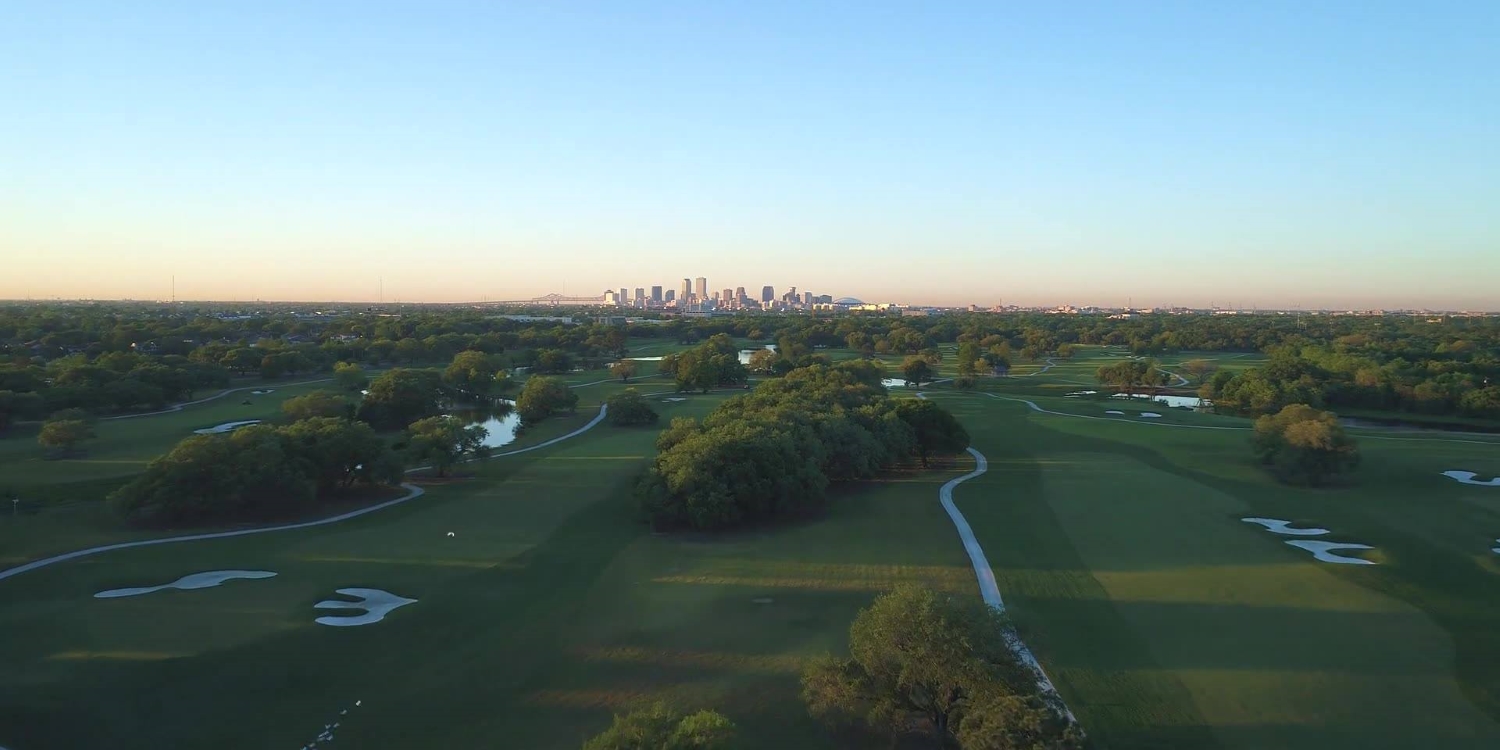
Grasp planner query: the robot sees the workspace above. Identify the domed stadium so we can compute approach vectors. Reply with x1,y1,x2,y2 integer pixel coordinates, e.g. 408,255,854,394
833,297,865,305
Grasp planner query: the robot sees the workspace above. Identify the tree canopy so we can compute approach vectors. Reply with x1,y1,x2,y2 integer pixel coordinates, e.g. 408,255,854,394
407,415,489,476
1252,404,1361,486
607,388,660,427
516,376,579,422
356,368,447,430
638,363,967,530
802,586,1080,749
582,703,735,750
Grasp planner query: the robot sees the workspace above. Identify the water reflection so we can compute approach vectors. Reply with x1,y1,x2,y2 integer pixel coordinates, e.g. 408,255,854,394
1110,393,1205,409
446,399,521,448
738,344,777,365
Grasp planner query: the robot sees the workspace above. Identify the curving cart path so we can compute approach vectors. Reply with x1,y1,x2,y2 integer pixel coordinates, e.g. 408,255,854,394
940,447,1078,722
0,404,611,582
101,378,336,420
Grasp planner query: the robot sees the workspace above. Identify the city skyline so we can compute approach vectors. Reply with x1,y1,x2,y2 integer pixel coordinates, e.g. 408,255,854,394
2,3,1497,310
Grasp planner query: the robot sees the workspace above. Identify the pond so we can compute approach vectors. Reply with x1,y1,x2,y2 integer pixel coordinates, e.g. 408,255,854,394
446,399,521,448
1110,393,1206,409
738,344,777,365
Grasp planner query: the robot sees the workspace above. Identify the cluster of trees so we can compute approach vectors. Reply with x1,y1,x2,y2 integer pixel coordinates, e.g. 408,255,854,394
1094,359,1169,396
1206,344,1500,420
0,351,231,419
37,408,98,457
516,376,579,422
407,416,489,476
637,361,969,530
659,335,749,393
582,704,735,750
606,388,660,427
1251,404,1361,486
110,417,402,526
802,586,1081,749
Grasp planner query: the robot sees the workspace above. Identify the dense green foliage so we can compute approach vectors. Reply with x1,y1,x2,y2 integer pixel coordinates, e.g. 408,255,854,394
1206,342,1500,419
1095,359,1168,395
407,415,489,476
581,703,736,750
108,418,402,526
442,350,507,397
356,368,447,430
802,586,1080,749
1251,404,1361,486
638,361,968,530
606,388,659,427
515,376,579,422
659,335,749,393
280,389,353,421
37,418,95,456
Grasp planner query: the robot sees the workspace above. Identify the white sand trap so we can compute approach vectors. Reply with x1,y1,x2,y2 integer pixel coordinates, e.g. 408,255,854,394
1441,470,1500,487
1492,539,1500,554
193,420,261,435
1105,410,1125,415
663,397,687,402
1065,390,1098,397
95,570,277,599
1242,517,1329,536
250,389,274,395
1139,412,1162,418
1285,540,1377,565
314,588,417,626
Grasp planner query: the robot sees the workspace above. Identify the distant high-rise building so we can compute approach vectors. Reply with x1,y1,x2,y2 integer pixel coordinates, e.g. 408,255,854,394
803,291,813,305
665,289,676,303
635,287,645,305
723,288,733,303
734,286,745,302
695,277,707,301
651,285,663,302
619,288,628,304
761,286,774,303
784,286,798,304
681,278,692,301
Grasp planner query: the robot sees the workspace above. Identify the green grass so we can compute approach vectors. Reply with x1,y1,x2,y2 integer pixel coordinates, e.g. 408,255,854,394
923,389,1500,749
5,350,1500,749
0,378,342,490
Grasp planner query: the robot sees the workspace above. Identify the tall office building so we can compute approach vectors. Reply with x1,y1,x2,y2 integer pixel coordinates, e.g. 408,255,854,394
803,291,813,306
723,288,734,309
651,285,663,302
681,278,692,301
694,277,707,301
761,286,774,303
665,289,676,303
784,286,798,304
634,287,645,305
734,286,746,302
619,288,628,304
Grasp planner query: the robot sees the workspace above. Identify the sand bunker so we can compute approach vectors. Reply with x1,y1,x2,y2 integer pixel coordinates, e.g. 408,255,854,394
1492,539,1500,554
193,420,261,435
1065,390,1098,396
95,570,277,599
1105,410,1125,415
314,588,417,626
663,397,687,402
250,389,274,395
1442,471,1500,487
1285,540,1377,565
1139,412,1162,418
1242,517,1329,536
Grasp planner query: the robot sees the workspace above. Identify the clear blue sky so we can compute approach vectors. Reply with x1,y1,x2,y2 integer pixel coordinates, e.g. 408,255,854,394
3,1,1496,309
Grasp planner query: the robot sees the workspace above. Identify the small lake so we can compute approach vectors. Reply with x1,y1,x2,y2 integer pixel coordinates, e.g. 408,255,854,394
1111,393,1206,409
738,344,777,365
447,399,521,448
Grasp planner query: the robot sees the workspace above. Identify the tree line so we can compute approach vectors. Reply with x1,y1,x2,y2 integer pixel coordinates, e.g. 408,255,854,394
637,360,969,530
